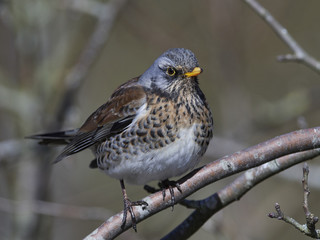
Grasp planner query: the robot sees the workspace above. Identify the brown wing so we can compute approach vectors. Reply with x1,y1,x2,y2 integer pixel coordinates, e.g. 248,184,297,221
54,78,146,163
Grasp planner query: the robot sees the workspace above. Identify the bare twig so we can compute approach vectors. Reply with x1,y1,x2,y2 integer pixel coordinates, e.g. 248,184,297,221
268,163,320,238
302,163,319,237
268,203,303,230
84,127,320,240
242,0,320,74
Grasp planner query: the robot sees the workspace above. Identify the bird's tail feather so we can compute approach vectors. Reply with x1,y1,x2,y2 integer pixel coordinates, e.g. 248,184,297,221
26,129,79,145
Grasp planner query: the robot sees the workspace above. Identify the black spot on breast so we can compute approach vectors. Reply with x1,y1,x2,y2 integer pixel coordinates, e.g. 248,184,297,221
138,120,143,129
143,121,150,129
136,129,147,136
130,128,135,135
130,139,137,146
146,116,151,124
120,132,126,139
143,136,151,143
166,124,173,130
157,129,164,138
150,129,156,138
151,108,157,115
153,122,161,128
185,103,191,114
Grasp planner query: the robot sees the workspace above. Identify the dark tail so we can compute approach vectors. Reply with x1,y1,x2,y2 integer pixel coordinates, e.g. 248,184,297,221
27,129,100,163
26,129,79,145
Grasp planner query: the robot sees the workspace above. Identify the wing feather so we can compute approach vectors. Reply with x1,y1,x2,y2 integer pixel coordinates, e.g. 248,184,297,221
54,78,146,162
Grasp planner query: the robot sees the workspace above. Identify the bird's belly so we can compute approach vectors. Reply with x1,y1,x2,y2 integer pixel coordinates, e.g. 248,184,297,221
101,127,202,185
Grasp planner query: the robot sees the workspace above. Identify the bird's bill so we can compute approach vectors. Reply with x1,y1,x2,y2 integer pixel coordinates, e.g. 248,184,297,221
184,67,203,77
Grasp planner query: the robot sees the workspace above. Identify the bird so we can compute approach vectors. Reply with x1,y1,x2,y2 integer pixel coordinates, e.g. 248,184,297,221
27,48,213,231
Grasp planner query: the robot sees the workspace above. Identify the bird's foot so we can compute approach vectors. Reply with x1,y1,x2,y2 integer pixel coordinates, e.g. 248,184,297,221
120,179,148,232
144,179,182,211
121,197,148,232
159,179,182,210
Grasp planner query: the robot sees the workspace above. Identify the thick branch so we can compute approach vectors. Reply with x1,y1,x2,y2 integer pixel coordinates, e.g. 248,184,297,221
84,127,320,240
163,149,320,240
242,0,320,74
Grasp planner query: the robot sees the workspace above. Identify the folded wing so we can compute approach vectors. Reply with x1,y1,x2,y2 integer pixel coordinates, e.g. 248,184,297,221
28,78,147,163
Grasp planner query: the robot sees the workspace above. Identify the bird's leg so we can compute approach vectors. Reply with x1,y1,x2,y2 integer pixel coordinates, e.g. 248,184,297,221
159,179,182,210
120,179,148,232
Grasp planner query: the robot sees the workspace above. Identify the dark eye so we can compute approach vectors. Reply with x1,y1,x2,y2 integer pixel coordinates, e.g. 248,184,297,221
166,67,176,76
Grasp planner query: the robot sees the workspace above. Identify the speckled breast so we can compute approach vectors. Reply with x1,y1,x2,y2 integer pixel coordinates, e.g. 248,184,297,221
95,91,213,177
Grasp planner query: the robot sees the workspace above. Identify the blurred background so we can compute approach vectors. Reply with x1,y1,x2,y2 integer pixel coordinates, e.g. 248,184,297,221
1,0,320,239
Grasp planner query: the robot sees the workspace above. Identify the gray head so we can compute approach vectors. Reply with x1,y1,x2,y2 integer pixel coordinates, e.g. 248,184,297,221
139,48,202,90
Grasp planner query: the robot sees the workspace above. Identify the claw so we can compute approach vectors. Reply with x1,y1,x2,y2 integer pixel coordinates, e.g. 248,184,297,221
159,179,182,210
120,180,148,231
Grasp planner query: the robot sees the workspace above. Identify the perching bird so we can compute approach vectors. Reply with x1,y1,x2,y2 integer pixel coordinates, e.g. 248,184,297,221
28,48,213,231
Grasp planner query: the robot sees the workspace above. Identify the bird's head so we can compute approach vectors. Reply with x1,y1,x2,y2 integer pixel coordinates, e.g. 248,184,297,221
139,48,203,92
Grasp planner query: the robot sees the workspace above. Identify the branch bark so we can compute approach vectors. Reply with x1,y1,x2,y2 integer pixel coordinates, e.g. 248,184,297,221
84,127,320,240
163,150,320,239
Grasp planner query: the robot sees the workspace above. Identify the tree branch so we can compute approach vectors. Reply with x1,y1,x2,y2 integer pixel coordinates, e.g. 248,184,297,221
268,163,320,238
163,150,320,240
242,0,320,74
84,127,320,240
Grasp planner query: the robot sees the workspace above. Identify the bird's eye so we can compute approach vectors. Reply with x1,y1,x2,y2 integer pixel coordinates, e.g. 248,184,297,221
166,67,176,76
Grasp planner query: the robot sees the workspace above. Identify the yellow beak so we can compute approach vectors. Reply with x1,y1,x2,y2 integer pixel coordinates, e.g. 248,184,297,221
184,67,203,77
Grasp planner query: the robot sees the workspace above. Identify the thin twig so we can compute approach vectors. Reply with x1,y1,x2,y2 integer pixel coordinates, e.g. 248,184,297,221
268,203,304,231
242,0,320,74
302,163,319,237
84,127,320,240
268,163,320,238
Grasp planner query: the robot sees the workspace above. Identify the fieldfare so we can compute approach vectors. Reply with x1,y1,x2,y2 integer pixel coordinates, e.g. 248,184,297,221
28,48,213,231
